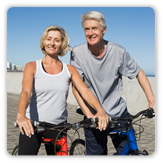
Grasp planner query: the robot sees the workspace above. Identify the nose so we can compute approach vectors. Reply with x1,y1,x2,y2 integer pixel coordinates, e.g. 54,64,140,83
49,39,55,46
88,29,93,35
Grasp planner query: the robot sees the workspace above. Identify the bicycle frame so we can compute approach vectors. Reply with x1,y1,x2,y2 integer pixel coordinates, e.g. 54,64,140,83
121,128,138,155
76,107,154,155
109,128,138,155
13,108,154,155
41,133,68,155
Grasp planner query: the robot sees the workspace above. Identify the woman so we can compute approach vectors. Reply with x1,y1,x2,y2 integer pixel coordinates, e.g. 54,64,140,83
16,25,108,155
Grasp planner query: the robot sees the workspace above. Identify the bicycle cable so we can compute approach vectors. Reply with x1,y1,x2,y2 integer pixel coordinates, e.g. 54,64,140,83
48,125,72,154
50,125,81,154
131,115,147,141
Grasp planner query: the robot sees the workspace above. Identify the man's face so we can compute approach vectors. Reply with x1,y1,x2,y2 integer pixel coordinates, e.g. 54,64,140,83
84,19,106,46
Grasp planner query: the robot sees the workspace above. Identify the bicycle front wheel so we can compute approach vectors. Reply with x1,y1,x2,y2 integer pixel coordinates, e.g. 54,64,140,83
70,139,85,155
12,145,19,155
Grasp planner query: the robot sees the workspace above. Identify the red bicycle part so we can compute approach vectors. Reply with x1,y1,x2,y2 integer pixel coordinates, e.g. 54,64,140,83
42,136,68,155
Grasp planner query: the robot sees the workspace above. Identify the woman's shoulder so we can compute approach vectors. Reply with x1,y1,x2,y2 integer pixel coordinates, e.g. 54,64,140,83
24,61,36,74
67,64,75,70
66,65,78,76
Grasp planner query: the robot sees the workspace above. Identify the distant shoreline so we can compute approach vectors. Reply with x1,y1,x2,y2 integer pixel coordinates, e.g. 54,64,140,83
7,71,155,77
146,75,155,77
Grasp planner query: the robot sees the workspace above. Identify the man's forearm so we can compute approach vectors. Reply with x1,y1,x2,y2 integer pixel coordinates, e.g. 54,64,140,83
136,69,155,109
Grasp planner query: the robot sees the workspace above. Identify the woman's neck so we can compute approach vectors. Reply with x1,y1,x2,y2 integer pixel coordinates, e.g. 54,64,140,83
43,55,60,65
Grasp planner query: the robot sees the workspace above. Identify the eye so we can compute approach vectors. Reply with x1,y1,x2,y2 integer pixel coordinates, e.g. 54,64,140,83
93,27,97,30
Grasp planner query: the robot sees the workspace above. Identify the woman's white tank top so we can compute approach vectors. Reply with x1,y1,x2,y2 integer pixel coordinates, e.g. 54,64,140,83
26,59,71,125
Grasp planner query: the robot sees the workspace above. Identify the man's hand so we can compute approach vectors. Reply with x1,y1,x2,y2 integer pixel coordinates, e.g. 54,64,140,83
147,99,155,112
94,111,109,131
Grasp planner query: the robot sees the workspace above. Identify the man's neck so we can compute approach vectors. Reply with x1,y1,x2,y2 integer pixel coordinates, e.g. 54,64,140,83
88,40,107,58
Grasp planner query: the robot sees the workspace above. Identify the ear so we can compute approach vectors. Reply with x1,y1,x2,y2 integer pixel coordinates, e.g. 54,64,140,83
102,27,106,35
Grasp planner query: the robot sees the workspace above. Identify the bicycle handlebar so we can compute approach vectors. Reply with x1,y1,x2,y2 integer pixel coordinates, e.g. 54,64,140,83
14,117,99,133
109,108,155,128
14,108,154,132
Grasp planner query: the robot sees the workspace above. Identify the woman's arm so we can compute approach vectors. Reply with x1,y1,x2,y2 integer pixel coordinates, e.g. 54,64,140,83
136,69,155,112
68,65,109,130
16,62,36,137
72,86,94,118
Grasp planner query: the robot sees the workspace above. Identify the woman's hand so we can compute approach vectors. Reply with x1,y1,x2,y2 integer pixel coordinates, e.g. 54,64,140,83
94,111,109,131
16,113,34,137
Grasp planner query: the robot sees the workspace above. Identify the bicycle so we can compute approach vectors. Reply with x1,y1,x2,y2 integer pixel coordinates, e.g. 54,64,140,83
12,118,97,155
76,107,155,155
12,108,155,155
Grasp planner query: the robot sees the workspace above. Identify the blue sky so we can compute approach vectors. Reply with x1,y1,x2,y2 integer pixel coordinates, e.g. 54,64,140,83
7,7,155,75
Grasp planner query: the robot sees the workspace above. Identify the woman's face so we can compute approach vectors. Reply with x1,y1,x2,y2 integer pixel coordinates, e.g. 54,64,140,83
44,30,62,56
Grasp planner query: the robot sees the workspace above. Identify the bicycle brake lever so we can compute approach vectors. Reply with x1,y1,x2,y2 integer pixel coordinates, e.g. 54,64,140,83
109,118,120,128
34,121,41,127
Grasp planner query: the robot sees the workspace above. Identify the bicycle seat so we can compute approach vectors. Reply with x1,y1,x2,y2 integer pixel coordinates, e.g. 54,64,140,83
76,108,84,115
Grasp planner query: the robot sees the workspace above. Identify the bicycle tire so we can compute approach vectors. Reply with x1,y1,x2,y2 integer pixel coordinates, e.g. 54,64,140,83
70,139,86,155
142,150,148,155
12,145,19,155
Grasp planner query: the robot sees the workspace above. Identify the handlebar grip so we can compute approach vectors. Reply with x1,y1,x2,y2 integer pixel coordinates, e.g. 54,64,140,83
92,117,98,123
14,122,18,128
89,118,98,128
148,108,154,112
14,121,39,127
146,108,155,118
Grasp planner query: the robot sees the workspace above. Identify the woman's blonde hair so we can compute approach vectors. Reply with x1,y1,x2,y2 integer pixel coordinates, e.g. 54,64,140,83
40,25,72,57
81,11,107,31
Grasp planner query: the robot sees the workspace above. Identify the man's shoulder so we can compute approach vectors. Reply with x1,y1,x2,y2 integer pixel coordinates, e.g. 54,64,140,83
108,41,126,52
72,42,87,52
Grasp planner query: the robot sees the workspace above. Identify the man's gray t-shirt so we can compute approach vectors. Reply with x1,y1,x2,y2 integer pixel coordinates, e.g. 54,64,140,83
70,41,140,118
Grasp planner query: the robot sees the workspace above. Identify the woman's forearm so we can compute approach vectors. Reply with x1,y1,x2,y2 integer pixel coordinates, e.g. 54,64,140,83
17,91,31,117
69,65,109,130
72,86,94,118
82,89,105,113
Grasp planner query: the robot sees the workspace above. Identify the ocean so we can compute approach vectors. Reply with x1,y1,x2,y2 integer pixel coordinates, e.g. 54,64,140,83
146,75,155,77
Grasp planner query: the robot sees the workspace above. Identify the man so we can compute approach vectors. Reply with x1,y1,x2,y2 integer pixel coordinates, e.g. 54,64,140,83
70,11,155,155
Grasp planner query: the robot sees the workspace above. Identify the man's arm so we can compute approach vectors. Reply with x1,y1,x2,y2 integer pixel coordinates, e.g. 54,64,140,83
136,69,155,112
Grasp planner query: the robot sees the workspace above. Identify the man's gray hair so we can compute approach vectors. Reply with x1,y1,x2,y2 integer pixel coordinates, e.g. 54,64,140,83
81,11,107,30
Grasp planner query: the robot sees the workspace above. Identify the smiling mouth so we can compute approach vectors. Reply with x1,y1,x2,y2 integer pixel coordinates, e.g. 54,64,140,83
89,37,96,40
48,47,56,50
